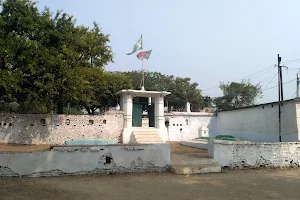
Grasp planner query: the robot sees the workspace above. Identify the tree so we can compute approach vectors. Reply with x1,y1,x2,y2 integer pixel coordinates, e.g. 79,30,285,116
0,0,113,113
122,70,174,91
167,77,204,111
214,80,262,111
203,96,212,108
78,69,131,114
123,71,204,111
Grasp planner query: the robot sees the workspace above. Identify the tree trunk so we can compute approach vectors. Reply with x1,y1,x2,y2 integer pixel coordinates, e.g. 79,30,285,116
57,101,64,114
83,106,92,114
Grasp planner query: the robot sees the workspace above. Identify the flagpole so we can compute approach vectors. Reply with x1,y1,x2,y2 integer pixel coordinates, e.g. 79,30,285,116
141,34,145,90
141,59,145,90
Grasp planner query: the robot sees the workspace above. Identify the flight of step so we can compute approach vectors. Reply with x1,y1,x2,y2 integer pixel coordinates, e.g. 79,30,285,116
133,129,163,144
170,154,221,175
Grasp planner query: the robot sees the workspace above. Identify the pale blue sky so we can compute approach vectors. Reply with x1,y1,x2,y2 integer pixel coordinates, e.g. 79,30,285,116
37,0,300,103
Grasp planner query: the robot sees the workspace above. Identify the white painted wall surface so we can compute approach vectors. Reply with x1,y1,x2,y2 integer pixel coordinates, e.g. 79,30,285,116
165,112,217,141
0,144,170,177
216,100,299,142
211,140,300,168
0,111,123,145
296,103,300,141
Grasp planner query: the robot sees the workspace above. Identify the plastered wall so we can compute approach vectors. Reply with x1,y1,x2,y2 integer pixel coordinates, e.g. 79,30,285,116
165,112,217,141
210,140,300,168
216,100,299,142
0,144,170,177
0,111,123,144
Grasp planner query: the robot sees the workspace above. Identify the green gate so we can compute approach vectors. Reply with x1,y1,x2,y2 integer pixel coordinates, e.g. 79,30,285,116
132,103,142,127
148,104,155,127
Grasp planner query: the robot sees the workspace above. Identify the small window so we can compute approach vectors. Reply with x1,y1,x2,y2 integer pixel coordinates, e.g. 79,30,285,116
105,156,112,164
173,124,175,126
65,119,70,125
103,119,107,124
165,121,170,127
9,123,12,126
40,119,46,126
185,119,189,125
180,124,182,126
89,120,94,125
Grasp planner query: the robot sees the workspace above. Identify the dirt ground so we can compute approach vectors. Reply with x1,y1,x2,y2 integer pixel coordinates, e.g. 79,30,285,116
169,142,209,157
169,142,208,157
0,143,50,152
1,169,300,200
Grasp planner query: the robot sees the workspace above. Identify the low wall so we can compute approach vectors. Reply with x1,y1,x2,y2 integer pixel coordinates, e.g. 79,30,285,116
210,140,300,168
0,144,170,177
0,111,123,145
165,112,217,141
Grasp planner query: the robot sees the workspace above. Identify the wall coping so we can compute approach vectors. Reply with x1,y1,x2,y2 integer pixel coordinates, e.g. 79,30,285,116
217,98,300,113
165,112,213,117
212,140,300,145
0,111,124,117
50,143,169,149
0,144,170,154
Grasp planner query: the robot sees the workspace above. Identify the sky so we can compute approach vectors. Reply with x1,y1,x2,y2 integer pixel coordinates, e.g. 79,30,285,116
37,0,300,104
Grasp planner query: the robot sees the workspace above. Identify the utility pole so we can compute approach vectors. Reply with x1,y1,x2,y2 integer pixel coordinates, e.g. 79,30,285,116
280,65,284,101
297,73,300,98
278,54,282,142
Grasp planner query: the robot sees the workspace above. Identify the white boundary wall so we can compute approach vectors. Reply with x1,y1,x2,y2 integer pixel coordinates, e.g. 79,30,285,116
0,144,170,177
165,112,217,141
209,140,300,168
216,100,300,142
0,111,123,145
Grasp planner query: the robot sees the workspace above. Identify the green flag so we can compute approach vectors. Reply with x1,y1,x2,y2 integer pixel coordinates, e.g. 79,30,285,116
127,35,142,55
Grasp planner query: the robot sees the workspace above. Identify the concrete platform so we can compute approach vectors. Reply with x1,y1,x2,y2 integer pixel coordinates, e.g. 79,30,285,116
170,164,221,175
170,142,221,175
171,154,216,165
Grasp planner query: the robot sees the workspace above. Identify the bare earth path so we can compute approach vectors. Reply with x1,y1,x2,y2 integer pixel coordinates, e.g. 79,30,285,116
0,143,50,152
1,169,300,200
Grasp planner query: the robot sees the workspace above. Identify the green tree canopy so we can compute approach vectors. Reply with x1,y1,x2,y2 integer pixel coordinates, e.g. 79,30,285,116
214,80,262,111
78,69,131,114
123,71,204,112
0,0,114,113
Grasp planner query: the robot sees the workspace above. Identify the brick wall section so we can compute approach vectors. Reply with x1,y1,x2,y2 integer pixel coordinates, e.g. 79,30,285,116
210,140,300,168
0,111,123,145
0,144,170,177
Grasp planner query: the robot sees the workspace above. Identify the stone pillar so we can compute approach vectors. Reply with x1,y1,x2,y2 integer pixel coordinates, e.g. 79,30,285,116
155,95,165,129
186,102,191,113
119,94,123,110
122,93,133,129
155,95,168,142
